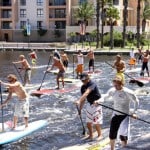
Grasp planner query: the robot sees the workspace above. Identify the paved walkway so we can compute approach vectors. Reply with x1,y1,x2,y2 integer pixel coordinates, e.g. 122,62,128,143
0,42,132,55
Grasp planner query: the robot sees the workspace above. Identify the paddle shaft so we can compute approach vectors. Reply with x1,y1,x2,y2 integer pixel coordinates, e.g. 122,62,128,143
105,62,144,87
13,64,24,84
76,105,86,135
73,54,75,78
0,83,4,131
37,55,52,90
98,103,150,125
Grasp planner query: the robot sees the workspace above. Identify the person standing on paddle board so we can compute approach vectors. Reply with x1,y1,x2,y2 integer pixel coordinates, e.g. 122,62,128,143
113,55,126,85
75,73,103,141
0,74,29,129
95,76,139,150
140,50,149,77
28,49,37,66
74,50,84,79
60,50,69,69
85,49,95,73
13,55,31,86
129,48,136,70
47,56,65,89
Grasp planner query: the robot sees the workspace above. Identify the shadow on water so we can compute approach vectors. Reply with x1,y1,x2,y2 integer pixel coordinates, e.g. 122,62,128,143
0,51,149,150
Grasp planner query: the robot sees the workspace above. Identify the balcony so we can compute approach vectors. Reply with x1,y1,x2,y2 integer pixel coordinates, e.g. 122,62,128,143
49,0,66,6
0,1,11,6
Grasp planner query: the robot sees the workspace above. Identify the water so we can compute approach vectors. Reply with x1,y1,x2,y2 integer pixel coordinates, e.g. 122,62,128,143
0,51,149,150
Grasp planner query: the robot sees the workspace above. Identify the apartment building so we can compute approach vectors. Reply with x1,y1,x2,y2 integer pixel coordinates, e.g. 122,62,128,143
0,0,149,42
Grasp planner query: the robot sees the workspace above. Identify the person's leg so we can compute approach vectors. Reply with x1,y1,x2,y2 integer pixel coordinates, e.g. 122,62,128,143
56,76,59,89
87,122,93,139
24,117,28,128
95,124,102,139
110,139,116,150
13,116,18,129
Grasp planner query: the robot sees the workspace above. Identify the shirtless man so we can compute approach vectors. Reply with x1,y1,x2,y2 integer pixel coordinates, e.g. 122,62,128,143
60,50,69,69
86,49,95,72
113,55,126,84
0,74,29,129
47,56,65,89
13,55,31,86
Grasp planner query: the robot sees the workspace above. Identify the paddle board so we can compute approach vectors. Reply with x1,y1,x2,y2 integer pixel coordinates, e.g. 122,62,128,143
84,70,102,75
125,68,141,73
48,69,73,74
129,77,150,85
0,121,13,132
87,137,109,150
0,120,48,145
59,78,80,83
31,86,78,96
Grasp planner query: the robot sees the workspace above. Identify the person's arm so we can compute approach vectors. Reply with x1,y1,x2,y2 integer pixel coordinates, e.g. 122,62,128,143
12,60,23,64
0,91,12,108
75,88,92,111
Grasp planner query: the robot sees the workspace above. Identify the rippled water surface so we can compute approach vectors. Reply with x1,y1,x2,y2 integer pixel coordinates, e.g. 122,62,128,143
0,51,149,150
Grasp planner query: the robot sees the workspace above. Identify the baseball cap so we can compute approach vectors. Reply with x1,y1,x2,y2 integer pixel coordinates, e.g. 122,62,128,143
113,76,123,84
80,73,89,81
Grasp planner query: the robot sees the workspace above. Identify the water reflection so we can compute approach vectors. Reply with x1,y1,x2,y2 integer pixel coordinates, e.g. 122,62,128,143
0,51,149,150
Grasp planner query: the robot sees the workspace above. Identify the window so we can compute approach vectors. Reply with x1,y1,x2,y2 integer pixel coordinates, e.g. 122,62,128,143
37,9,43,17
55,21,66,29
79,0,87,4
2,10,11,18
2,22,11,29
20,0,26,6
20,21,26,29
113,0,119,5
20,9,26,18
37,21,43,29
54,0,66,5
37,0,43,6
55,9,65,18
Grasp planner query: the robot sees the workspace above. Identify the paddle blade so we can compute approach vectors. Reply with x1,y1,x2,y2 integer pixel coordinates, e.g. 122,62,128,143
136,80,144,87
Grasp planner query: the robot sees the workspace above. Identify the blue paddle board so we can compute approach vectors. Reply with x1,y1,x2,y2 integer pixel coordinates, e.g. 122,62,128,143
0,119,48,145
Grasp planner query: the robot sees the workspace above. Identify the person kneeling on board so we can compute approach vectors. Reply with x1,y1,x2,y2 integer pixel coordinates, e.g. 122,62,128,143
47,56,65,89
0,74,29,130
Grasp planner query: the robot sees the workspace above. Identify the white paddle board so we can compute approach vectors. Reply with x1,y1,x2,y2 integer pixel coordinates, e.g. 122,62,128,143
0,119,48,145
125,68,141,73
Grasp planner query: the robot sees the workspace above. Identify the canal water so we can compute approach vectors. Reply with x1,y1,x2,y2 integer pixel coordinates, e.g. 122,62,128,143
0,51,149,150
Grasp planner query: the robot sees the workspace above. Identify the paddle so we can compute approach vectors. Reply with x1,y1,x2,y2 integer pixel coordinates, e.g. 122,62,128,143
37,55,52,91
73,54,75,78
0,83,4,132
13,64,24,84
105,61,144,87
76,105,86,135
98,103,150,125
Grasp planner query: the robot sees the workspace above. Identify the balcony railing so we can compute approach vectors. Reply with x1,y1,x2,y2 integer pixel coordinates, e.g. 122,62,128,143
49,0,66,6
0,2,12,6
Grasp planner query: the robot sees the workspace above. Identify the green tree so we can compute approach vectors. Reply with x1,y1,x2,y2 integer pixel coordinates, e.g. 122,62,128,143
106,6,120,49
141,4,150,33
100,0,112,48
122,0,128,48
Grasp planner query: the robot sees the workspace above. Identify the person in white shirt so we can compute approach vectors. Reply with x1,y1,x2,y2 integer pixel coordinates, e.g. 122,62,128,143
95,76,139,150
129,48,136,69
74,50,84,79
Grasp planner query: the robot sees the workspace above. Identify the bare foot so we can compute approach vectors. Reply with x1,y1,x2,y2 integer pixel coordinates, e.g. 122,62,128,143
96,136,103,141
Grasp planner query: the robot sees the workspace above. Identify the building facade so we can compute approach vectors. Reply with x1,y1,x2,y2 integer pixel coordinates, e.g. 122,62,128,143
0,0,149,42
